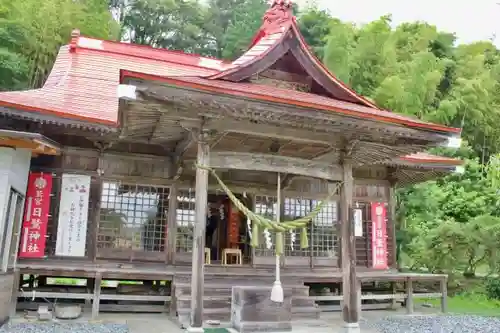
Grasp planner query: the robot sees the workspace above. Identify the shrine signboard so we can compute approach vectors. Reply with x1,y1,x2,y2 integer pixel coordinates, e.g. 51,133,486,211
19,172,53,258
371,202,388,269
55,174,91,257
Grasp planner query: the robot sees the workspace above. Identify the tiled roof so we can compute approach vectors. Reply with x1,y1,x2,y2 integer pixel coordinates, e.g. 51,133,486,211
0,39,218,126
0,2,460,139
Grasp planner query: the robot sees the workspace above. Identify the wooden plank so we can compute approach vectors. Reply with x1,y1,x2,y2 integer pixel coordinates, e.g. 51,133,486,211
16,291,172,302
204,118,335,146
207,151,342,181
309,292,443,302
340,156,359,324
190,131,209,328
441,277,448,313
100,295,171,301
406,277,413,314
92,273,102,319
99,304,167,313
20,291,92,300
166,184,178,264
89,178,102,262
10,269,20,318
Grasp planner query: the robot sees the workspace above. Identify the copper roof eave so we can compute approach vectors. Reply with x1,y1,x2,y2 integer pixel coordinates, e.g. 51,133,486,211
121,70,460,136
0,129,62,155
0,129,61,149
209,19,378,109
0,105,118,132
209,31,290,81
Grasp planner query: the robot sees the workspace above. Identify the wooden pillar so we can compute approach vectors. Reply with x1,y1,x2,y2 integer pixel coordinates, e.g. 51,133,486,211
388,184,398,269
166,184,178,264
9,268,21,318
340,157,360,330
189,132,209,331
89,178,102,262
92,273,102,320
405,277,413,314
440,276,448,313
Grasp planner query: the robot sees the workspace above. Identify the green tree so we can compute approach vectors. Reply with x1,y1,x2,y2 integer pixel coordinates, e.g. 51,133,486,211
0,0,118,90
297,7,332,59
122,0,206,54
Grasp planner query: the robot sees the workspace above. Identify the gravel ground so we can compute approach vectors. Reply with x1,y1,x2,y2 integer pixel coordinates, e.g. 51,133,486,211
366,315,500,333
0,323,130,333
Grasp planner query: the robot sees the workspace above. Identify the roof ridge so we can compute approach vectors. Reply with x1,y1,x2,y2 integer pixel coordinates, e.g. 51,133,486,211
68,29,230,72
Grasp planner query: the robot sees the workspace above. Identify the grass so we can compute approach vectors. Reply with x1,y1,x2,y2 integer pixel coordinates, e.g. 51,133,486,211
415,276,500,317
416,293,500,316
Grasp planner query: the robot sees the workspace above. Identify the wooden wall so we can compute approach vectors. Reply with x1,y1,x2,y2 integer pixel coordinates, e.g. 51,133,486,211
26,147,396,270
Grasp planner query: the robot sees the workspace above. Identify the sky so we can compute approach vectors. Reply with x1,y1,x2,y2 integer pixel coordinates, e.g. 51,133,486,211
296,0,500,46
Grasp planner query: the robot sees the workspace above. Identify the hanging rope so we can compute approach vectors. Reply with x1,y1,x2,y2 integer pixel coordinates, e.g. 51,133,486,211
196,164,342,255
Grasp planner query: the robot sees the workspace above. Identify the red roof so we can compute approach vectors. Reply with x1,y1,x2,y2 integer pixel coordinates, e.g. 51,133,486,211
122,71,458,133
0,0,460,136
399,152,463,166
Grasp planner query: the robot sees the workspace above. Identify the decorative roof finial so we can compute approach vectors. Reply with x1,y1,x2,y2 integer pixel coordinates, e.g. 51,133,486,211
69,29,80,53
261,0,294,35
270,0,293,7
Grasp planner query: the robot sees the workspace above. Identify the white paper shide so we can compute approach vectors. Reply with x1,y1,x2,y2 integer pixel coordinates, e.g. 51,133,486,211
354,208,363,237
55,174,91,257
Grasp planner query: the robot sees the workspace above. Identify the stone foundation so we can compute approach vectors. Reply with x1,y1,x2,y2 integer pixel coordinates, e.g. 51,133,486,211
231,286,292,333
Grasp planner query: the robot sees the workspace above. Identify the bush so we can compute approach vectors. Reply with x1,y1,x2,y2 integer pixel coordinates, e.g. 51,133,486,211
485,278,500,300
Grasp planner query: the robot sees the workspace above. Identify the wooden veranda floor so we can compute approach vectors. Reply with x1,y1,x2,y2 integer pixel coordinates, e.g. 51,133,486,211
15,258,446,283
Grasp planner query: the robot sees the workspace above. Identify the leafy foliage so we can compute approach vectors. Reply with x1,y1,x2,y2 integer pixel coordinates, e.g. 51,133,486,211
0,0,118,90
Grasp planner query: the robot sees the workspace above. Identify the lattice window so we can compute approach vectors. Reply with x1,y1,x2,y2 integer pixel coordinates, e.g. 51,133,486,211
176,188,195,253
283,197,312,257
254,195,277,256
97,182,169,252
311,200,338,258
254,194,339,257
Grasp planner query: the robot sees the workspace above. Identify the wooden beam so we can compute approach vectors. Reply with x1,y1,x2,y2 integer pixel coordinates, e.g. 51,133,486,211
166,184,178,264
204,118,335,146
171,131,194,179
207,151,342,181
340,155,360,329
189,131,209,330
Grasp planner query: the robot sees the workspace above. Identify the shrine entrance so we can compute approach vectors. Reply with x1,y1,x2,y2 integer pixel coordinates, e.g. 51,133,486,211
205,192,252,265
175,189,252,266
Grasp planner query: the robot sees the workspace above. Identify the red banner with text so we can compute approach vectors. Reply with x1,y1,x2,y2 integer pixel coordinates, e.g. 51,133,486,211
371,202,388,269
18,173,53,258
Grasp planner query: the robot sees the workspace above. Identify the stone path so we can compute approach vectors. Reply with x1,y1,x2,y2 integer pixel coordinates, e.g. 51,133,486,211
4,310,419,333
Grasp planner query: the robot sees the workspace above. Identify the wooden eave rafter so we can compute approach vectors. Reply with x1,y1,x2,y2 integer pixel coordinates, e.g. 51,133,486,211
123,72,460,137
0,129,61,156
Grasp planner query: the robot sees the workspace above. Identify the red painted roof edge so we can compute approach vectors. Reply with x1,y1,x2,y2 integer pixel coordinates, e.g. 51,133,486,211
208,31,288,80
0,99,119,127
121,70,461,134
69,30,228,72
290,21,379,109
399,153,463,166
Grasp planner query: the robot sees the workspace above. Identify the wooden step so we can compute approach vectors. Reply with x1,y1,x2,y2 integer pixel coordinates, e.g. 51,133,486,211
177,307,231,326
177,296,231,310
173,283,311,297
292,306,321,319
